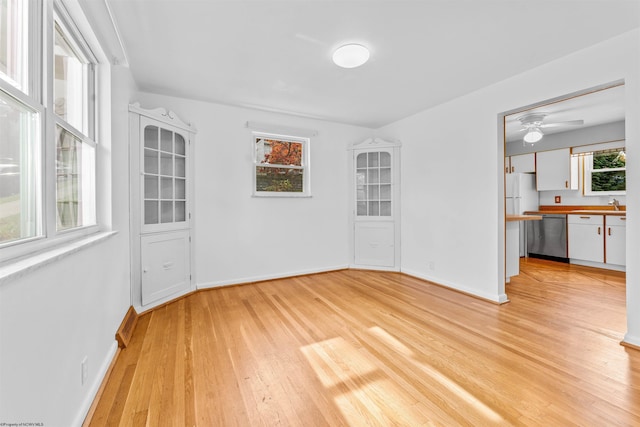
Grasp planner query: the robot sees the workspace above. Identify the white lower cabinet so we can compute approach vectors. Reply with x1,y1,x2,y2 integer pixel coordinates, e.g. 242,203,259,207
568,214,626,269
606,215,626,266
568,215,604,263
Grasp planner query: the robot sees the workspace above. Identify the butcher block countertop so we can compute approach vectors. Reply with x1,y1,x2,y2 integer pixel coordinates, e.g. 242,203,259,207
524,205,627,216
506,214,543,222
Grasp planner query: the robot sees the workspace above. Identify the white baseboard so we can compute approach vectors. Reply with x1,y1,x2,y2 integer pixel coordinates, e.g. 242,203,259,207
73,340,119,427
401,268,507,303
622,333,640,349
198,265,350,289
570,259,626,272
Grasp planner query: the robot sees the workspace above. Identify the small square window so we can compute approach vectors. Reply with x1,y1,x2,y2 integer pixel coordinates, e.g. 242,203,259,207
253,134,310,197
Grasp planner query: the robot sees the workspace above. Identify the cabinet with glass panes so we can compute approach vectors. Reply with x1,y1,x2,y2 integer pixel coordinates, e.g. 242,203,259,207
356,151,392,217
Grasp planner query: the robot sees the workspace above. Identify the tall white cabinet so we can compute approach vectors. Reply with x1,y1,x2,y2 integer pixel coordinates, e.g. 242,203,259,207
349,138,401,270
129,103,197,311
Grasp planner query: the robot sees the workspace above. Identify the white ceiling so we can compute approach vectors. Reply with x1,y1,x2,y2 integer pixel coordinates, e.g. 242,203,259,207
82,0,640,129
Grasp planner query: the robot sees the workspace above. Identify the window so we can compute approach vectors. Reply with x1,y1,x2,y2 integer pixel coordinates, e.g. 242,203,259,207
356,151,392,216
0,90,41,244
253,133,310,196
0,0,30,93
0,0,102,259
53,9,96,231
583,148,626,196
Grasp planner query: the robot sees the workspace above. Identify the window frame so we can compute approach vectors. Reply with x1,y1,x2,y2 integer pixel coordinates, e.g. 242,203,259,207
0,0,105,264
252,131,311,198
582,148,626,196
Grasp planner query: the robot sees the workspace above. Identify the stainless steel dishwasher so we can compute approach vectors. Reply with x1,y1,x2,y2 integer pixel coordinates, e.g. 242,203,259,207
526,214,568,262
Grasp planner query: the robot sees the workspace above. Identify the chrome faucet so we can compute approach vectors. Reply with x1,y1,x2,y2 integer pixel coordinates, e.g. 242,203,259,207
609,198,620,211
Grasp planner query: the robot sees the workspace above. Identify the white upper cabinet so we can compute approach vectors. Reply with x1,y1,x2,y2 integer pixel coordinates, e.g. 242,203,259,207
507,153,535,174
536,148,577,191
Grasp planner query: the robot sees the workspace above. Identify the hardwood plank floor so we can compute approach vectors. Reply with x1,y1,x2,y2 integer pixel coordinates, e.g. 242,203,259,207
89,260,639,426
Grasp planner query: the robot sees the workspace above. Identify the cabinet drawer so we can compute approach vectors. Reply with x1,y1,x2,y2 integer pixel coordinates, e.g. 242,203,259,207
567,214,603,225
606,215,627,226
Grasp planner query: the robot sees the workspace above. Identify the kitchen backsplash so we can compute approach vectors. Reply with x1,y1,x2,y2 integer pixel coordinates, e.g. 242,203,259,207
539,189,626,206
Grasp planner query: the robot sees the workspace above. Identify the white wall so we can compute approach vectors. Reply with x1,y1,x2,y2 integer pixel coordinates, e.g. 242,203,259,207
377,29,640,345
0,65,137,426
136,92,371,287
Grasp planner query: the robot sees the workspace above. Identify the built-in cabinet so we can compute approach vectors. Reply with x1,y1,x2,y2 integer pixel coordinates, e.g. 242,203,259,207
568,214,625,269
505,153,535,174
568,214,604,263
349,138,401,271
606,215,626,266
535,148,578,191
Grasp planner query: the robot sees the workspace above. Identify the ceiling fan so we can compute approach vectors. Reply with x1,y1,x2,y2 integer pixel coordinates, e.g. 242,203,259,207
517,112,584,145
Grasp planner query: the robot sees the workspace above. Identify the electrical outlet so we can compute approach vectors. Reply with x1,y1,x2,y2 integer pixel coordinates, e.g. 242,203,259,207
555,196,561,204
81,357,88,386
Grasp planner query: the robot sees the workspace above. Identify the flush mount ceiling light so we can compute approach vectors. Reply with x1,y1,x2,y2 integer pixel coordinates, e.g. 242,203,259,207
332,44,370,68
523,127,544,144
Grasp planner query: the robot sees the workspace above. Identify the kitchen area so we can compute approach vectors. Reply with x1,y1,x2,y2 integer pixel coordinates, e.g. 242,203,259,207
504,83,626,282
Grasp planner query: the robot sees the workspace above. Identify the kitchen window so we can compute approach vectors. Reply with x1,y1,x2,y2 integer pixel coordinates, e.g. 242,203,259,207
583,148,626,196
253,133,310,197
0,0,104,263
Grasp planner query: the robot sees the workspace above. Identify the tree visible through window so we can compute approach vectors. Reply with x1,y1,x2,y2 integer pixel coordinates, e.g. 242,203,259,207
254,134,309,196
583,148,626,195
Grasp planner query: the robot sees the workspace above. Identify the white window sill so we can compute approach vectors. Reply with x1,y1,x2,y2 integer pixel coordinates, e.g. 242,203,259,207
0,231,117,285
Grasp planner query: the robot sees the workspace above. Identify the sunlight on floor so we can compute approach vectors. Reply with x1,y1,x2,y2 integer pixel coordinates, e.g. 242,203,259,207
300,326,504,425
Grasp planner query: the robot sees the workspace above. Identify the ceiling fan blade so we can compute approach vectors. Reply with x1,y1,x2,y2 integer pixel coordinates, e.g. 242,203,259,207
540,120,584,128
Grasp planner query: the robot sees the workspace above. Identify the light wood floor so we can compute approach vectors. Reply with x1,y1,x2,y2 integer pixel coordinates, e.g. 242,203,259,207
89,259,639,426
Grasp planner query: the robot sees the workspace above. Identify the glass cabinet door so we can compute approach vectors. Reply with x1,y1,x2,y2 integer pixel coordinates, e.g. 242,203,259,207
143,124,187,227
356,151,392,217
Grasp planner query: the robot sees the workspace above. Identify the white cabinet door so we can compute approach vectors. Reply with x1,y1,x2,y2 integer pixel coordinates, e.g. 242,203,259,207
141,230,191,306
509,153,535,173
568,215,604,263
536,148,572,191
606,216,626,266
354,222,395,267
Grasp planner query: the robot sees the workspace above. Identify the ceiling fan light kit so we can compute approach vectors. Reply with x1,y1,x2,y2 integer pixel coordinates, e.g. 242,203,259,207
517,111,584,145
332,44,370,68
523,127,544,144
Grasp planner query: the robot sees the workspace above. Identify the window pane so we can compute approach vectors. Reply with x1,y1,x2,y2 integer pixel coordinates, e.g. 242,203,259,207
174,201,185,222
144,201,158,224
380,168,391,184
591,170,625,192
160,201,173,223
160,129,172,152
56,126,95,230
0,0,29,93
175,156,185,177
256,138,302,166
357,201,367,216
144,149,158,174
160,152,172,176
380,201,391,216
380,184,391,200
144,126,158,149
380,152,391,167
0,90,40,244
175,133,185,155
54,22,88,133
175,178,185,200
356,153,367,168
161,177,173,199
368,152,379,167
256,166,303,192
144,175,158,199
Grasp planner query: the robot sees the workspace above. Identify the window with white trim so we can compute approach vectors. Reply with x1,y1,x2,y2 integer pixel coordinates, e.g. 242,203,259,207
0,0,101,259
582,148,626,196
253,132,310,197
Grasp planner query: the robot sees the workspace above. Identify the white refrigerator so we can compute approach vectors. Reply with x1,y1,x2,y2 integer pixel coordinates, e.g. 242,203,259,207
506,173,539,256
